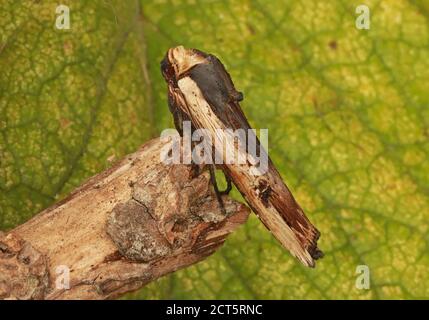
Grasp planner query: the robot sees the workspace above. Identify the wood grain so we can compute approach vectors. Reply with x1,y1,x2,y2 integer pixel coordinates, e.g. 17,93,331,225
0,138,249,300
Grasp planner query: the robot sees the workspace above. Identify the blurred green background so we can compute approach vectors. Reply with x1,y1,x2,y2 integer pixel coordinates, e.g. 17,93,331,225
1,0,428,299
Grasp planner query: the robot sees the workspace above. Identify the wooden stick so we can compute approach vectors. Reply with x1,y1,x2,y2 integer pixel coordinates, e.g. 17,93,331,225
0,138,249,300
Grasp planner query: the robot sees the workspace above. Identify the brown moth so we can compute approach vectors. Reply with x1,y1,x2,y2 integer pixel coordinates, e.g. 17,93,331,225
160,46,323,267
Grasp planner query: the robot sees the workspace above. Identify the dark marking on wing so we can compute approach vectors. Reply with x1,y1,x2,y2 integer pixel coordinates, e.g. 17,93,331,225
257,179,272,207
188,55,252,132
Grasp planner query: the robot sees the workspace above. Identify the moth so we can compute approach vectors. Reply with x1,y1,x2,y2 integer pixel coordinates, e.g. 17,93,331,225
161,46,322,267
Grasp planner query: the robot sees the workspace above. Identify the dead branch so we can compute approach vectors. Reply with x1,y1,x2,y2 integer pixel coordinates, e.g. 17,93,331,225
0,138,249,300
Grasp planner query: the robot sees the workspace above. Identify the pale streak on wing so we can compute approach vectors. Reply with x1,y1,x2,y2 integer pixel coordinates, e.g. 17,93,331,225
177,76,316,267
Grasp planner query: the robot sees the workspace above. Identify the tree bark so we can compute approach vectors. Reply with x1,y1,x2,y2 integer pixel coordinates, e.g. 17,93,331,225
0,138,249,300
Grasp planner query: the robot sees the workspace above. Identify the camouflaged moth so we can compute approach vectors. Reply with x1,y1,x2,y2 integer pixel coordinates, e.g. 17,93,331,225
161,46,322,267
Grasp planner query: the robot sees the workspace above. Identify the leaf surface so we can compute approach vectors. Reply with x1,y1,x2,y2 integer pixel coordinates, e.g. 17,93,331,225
1,0,428,299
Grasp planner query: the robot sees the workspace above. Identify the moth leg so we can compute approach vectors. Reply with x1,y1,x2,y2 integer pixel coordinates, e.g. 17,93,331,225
208,164,227,216
219,172,232,195
171,106,184,135
190,163,203,179
173,110,183,134
168,90,189,135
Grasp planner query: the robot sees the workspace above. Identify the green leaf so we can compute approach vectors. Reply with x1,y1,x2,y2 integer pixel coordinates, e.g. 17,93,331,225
1,0,428,299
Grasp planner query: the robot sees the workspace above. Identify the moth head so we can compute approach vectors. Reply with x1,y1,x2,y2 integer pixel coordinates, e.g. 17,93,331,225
161,46,207,84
